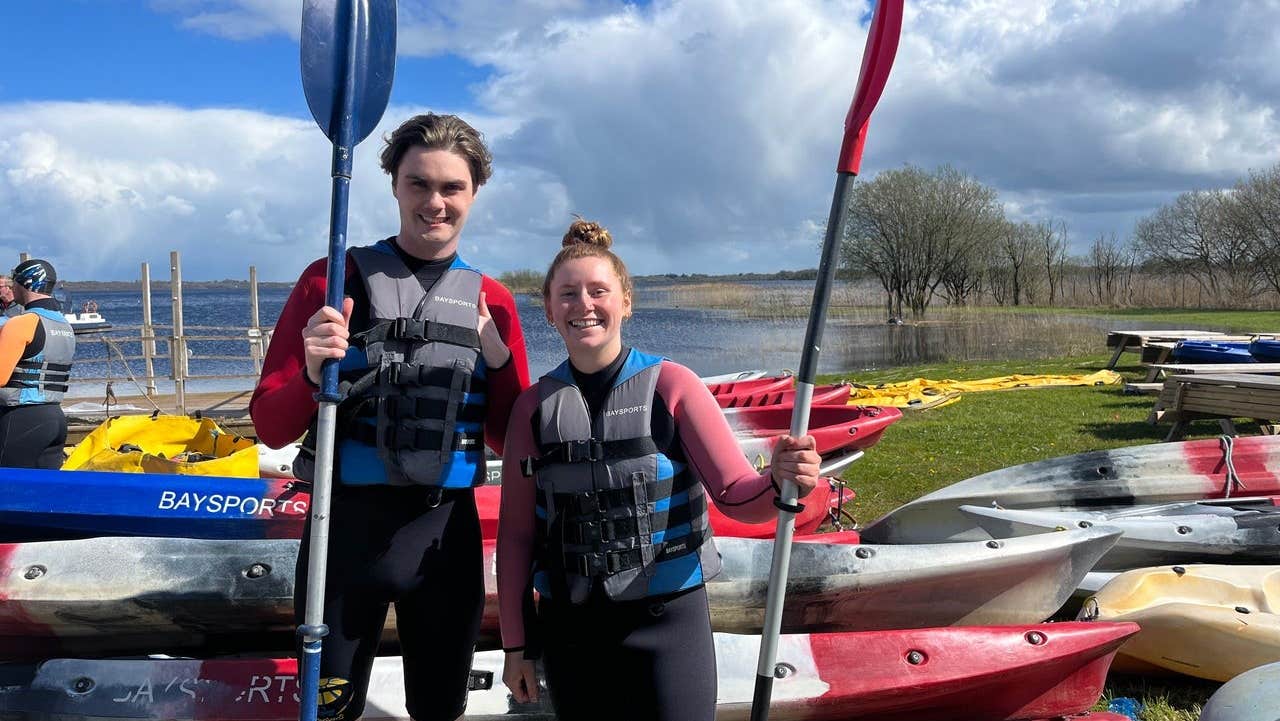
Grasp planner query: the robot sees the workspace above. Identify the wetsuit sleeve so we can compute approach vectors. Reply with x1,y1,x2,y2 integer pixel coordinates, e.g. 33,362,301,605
0,314,38,386
249,258,331,449
480,276,531,457
658,360,779,523
496,386,541,650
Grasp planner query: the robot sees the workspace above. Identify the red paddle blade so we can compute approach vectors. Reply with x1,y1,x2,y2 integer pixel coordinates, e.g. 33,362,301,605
837,0,904,175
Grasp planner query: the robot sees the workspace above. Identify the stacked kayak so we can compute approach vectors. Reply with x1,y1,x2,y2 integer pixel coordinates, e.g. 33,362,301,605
1077,565,1280,681
0,467,854,544
860,434,1280,544
716,384,852,409
1172,340,1255,364
1199,660,1280,721
726,405,902,463
957,497,1280,571
0,622,1139,721
706,375,795,397
1250,338,1280,362
0,529,1119,660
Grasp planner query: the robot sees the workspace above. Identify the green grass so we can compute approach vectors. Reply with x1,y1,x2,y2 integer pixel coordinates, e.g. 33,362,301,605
815,353,1252,720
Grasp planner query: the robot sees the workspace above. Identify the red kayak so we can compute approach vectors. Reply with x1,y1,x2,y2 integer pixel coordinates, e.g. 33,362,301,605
473,480,855,541
707,375,794,396
727,404,902,459
0,622,1136,720
717,383,852,409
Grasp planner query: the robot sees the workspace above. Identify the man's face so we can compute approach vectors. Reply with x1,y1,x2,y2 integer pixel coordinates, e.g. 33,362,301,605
0,279,14,305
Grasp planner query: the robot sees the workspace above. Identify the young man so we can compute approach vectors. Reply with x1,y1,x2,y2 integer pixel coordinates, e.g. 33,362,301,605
0,259,74,469
250,114,529,721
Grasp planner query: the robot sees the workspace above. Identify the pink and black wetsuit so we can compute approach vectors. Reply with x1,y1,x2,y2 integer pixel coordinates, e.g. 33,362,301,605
497,348,777,721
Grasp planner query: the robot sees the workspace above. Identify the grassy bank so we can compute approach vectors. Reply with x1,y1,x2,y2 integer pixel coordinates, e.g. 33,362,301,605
816,353,1252,720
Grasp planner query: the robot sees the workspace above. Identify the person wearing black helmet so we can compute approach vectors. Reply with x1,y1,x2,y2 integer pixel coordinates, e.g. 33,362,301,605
0,259,75,468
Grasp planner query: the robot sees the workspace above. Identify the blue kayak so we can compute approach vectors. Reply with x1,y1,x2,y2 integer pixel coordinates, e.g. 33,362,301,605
0,467,309,542
1171,340,1256,364
1250,338,1280,362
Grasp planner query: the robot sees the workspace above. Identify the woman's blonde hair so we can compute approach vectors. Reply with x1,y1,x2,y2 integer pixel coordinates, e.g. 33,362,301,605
542,218,633,305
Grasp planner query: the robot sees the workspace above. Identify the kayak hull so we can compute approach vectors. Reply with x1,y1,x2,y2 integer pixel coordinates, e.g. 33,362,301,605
0,529,1116,660
726,404,902,461
0,622,1136,721
1199,660,1280,721
1078,564,1280,681
958,501,1280,571
715,384,851,409
860,435,1280,544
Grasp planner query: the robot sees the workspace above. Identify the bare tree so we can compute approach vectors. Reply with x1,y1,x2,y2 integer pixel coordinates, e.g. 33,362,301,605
842,165,1004,317
1232,164,1280,298
1090,233,1126,306
1133,189,1261,305
1035,219,1069,306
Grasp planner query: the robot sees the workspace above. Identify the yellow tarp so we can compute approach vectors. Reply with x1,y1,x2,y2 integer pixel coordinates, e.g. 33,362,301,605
848,370,1123,410
62,414,258,476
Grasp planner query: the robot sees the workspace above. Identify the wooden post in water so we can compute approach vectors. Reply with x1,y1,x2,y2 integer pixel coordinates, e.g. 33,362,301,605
140,263,157,397
169,251,186,416
249,265,263,374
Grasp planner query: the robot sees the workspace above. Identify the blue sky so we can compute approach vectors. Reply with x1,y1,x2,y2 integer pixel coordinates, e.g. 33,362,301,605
0,1,1276,282
0,2,484,115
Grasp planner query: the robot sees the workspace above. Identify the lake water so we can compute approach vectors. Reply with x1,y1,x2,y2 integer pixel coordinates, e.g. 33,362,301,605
60,283,1193,400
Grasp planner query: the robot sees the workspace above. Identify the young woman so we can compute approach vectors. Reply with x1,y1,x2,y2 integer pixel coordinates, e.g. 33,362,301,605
251,113,529,721
497,220,820,721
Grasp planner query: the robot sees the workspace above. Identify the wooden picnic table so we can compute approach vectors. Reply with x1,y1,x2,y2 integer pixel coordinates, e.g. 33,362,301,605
1151,373,1280,441
1104,329,1257,369
1142,361,1280,383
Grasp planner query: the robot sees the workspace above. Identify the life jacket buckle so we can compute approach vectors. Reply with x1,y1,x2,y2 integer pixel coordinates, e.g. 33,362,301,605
565,439,604,463
520,456,536,478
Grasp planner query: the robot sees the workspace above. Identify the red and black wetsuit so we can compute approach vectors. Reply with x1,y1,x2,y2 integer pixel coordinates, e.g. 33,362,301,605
252,239,529,721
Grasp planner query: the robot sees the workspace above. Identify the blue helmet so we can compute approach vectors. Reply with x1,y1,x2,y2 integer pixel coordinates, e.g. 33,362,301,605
12,259,56,293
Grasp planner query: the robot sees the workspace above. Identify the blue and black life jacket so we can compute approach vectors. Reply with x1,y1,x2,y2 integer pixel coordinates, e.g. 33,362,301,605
522,349,720,603
294,241,487,488
0,307,74,406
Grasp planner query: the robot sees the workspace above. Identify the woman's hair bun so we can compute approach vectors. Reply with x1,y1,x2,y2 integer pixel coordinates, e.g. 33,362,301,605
562,218,612,249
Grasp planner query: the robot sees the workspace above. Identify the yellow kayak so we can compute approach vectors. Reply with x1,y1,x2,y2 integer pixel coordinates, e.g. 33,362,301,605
848,370,1122,409
1077,565,1280,681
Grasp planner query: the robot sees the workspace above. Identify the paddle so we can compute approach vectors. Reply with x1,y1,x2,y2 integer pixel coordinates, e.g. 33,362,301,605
297,2,395,721
749,3,903,720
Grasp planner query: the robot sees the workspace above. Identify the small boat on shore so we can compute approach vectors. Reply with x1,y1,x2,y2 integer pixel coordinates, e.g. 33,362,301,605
958,498,1280,570
0,528,1117,659
1198,660,1280,721
1172,340,1255,364
715,383,852,409
859,435,1280,544
0,622,1137,721
1078,564,1280,682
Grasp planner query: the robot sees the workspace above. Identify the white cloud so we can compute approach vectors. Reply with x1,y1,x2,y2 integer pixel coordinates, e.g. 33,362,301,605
6,0,1280,280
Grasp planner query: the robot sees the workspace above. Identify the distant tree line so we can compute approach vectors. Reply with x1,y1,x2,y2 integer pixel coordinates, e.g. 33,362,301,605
839,162,1280,315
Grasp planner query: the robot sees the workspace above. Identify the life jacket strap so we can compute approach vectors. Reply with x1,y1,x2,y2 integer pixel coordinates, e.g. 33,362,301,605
383,394,485,424
356,317,481,350
521,436,659,477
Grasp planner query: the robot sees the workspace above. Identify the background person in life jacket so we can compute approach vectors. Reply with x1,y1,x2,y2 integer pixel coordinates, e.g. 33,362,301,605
249,113,531,721
0,259,74,469
496,220,821,721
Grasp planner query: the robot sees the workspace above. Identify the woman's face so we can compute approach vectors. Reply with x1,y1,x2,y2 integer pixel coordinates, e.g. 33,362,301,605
546,256,632,364
392,147,475,260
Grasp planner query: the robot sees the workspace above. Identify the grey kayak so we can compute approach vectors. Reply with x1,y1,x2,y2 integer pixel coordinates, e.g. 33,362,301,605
0,529,1117,659
860,435,1280,544
1198,660,1280,721
958,502,1280,571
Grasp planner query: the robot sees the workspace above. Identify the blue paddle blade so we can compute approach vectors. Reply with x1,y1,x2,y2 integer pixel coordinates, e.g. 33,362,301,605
300,0,397,145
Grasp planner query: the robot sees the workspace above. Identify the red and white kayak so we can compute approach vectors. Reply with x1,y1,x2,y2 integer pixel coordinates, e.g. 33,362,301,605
716,384,852,409
472,479,856,542
706,375,794,396
0,622,1137,720
727,404,902,461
